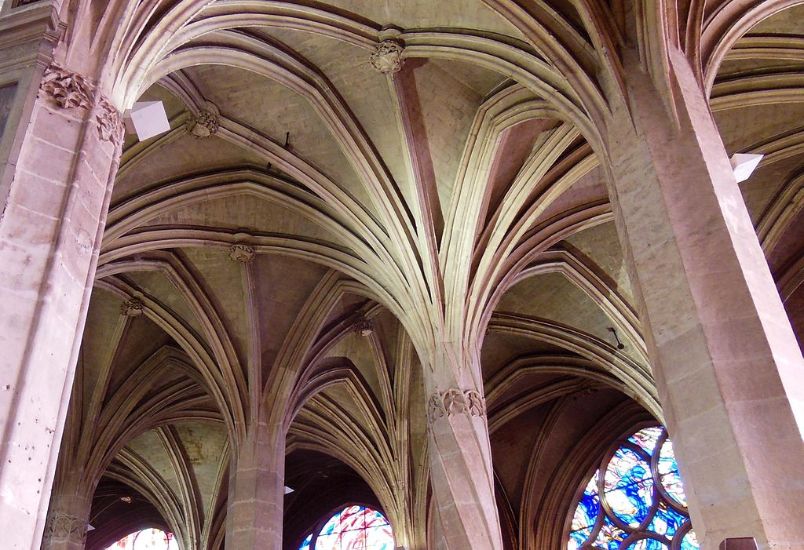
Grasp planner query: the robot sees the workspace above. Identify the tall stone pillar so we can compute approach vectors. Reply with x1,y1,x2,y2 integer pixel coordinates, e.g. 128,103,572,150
605,48,804,549
40,490,92,550
225,421,286,550
424,347,502,550
0,55,124,549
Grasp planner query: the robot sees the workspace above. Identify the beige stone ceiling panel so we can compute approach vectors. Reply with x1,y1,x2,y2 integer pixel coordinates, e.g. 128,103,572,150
113,133,268,204
316,0,526,38
497,272,640,359
172,421,228,520
411,58,496,213
565,222,633,302
185,64,371,210
125,430,183,499
180,247,251,365
141,193,342,245
714,103,804,153
250,255,330,375
480,331,568,379
80,289,132,406
104,308,177,400
124,271,206,341
325,332,385,411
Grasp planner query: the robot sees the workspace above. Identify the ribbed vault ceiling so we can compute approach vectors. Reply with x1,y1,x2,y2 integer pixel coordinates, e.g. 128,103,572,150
51,1,803,548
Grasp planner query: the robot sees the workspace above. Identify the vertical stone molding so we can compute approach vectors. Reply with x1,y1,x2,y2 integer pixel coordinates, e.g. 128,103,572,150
226,423,286,550
0,62,124,549
605,49,804,549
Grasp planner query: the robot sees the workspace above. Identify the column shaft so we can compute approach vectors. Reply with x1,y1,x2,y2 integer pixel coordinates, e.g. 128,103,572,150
424,349,502,550
40,490,92,550
226,422,286,550
0,63,122,549
606,49,804,549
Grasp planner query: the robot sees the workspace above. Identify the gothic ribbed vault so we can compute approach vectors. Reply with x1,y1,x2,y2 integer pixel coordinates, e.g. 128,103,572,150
5,0,799,549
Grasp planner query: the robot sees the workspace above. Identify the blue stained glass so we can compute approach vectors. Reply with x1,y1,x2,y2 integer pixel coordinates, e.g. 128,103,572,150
680,530,699,550
658,440,687,507
590,515,627,549
566,427,700,550
569,529,590,550
604,448,653,527
570,473,600,545
299,534,312,550
648,505,686,538
625,538,667,549
628,427,662,454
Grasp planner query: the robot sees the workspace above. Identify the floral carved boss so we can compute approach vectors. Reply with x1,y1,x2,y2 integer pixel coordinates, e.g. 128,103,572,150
427,388,486,424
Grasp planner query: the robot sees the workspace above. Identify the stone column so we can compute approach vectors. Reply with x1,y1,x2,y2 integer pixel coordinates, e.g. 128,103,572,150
225,421,286,550
604,48,804,549
424,348,503,550
0,62,123,549
40,491,92,550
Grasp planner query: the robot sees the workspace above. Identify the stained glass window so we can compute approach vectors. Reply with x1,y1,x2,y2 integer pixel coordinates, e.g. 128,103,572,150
298,505,395,550
568,426,699,550
105,528,179,550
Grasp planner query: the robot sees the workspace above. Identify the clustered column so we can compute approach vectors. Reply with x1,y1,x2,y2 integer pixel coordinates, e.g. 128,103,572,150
423,348,503,550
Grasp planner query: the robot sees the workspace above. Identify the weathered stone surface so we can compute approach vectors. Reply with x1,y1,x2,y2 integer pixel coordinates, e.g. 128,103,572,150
605,49,804,549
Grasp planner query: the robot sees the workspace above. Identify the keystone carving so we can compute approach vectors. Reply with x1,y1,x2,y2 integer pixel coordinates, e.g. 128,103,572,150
43,513,86,543
96,97,124,146
229,243,255,263
40,65,93,110
187,109,219,138
120,298,144,317
369,40,404,74
428,388,486,423
354,317,373,337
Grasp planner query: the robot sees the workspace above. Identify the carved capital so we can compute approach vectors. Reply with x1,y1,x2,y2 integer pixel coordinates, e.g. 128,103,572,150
370,40,404,74
428,388,486,424
120,298,144,317
187,109,219,138
229,243,255,263
40,65,93,110
43,513,86,543
95,97,124,146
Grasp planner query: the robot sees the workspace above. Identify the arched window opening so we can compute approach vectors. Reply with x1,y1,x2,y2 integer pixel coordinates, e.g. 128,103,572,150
105,528,179,550
298,505,394,549
568,426,700,549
